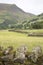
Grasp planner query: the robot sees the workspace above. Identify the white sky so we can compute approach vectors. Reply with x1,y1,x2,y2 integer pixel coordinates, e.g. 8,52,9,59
0,0,43,15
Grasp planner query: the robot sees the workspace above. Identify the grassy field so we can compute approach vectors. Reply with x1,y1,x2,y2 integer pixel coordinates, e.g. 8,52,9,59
0,30,43,51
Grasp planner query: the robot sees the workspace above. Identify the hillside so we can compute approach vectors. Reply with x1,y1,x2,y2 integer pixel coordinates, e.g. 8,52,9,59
22,13,43,29
0,3,43,30
0,3,35,29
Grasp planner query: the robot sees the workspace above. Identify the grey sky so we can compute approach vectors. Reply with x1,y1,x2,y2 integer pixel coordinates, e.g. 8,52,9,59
0,0,43,15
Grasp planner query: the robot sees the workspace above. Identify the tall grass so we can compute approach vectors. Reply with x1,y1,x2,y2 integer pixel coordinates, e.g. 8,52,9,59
0,30,43,51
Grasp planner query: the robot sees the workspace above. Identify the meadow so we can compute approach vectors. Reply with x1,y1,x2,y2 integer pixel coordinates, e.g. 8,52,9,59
0,30,43,52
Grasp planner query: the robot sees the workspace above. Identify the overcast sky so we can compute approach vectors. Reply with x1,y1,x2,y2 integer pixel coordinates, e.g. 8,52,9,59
0,0,43,15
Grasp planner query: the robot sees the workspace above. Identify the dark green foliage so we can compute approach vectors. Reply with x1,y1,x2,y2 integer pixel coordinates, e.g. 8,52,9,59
22,13,43,29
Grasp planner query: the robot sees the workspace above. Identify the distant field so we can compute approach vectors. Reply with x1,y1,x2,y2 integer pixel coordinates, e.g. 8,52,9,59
0,30,43,52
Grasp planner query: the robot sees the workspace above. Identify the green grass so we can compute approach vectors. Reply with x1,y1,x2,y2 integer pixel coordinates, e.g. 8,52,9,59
0,30,43,52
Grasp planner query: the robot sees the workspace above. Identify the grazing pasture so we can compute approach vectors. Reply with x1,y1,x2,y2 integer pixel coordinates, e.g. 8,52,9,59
0,30,43,52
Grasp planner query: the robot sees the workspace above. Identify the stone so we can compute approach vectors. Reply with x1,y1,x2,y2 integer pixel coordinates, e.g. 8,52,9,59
30,46,42,63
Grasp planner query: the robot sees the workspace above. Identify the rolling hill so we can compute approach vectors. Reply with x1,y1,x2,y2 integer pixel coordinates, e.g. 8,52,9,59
0,3,43,29
22,13,43,29
0,3,35,29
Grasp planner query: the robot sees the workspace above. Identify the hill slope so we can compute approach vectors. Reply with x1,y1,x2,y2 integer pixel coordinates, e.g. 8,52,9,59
0,3,43,29
0,3,35,29
22,13,43,29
